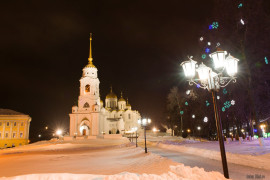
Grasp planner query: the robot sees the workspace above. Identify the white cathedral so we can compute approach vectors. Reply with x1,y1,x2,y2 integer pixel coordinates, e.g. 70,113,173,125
69,35,141,137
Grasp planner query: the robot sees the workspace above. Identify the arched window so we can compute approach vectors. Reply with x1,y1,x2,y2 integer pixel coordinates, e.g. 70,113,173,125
83,102,90,108
85,84,90,93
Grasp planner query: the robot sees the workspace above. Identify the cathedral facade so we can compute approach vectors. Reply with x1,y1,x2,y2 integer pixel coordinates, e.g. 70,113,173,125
69,35,141,137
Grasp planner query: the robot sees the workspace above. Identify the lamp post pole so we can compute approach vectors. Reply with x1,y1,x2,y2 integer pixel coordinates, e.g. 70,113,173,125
144,126,147,153
212,91,229,178
136,129,138,147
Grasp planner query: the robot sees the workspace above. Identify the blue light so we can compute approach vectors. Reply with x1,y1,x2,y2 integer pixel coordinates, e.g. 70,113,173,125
265,57,268,64
202,54,206,59
223,88,227,94
185,102,188,106
196,84,201,88
212,22,219,29
205,48,210,54
222,107,225,112
254,129,258,133
209,25,213,30
238,3,243,8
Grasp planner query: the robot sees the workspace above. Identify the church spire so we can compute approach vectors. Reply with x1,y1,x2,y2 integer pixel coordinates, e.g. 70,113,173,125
86,33,96,68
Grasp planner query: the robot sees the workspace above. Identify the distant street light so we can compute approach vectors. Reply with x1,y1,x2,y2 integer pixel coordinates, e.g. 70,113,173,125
56,129,63,139
138,118,151,153
45,126,48,130
132,127,138,147
197,126,201,141
203,117,208,123
181,48,239,179
192,114,195,118
38,134,41,138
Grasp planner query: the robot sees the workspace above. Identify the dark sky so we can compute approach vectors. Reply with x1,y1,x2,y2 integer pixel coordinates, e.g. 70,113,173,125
0,0,214,139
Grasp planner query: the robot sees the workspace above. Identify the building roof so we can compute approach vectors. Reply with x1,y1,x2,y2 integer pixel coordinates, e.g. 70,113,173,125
118,92,126,102
0,109,26,115
106,87,117,99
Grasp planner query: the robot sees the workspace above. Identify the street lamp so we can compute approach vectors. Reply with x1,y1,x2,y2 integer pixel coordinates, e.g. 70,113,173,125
56,129,63,139
197,126,201,141
132,127,138,147
203,117,208,123
181,48,239,179
138,118,151,153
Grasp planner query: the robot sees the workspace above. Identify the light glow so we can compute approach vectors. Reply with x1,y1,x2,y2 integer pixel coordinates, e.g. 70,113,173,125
203,117,208,122
56,129,62,136
225,54,239,76
181,59,197,78
209,49,227,69
197,63,211,80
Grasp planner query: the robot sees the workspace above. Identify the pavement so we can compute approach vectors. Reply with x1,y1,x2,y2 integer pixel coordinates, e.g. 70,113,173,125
147,144,270,180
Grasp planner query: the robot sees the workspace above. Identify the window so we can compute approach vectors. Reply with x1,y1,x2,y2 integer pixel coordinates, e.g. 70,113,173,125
13,133,16,138
21,122,24,126
83,102,90,108
7,122,9,126
14,122,16,126
5,133,8,138
20,133,23,138
0,122,2,126
85,84,90,92
128,114,131,119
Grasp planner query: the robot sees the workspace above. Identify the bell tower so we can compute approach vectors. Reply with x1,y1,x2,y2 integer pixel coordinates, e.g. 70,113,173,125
78,33,100,111
70,33,100,137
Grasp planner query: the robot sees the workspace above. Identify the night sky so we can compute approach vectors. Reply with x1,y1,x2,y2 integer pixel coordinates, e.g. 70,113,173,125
0,0,214,140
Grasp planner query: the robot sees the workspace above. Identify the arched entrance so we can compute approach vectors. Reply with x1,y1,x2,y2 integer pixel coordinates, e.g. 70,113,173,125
79,118,91,136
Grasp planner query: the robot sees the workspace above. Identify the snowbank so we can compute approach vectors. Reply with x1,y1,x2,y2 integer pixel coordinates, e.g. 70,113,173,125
1,165,228,180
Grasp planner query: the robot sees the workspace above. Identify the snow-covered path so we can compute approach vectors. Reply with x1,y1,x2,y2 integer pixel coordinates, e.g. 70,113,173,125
148,145,270,180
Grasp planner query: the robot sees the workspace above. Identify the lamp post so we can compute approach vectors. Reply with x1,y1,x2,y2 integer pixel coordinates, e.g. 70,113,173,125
132,127,138,147
180,111,184,137
138,118,151,153
180,48,239,179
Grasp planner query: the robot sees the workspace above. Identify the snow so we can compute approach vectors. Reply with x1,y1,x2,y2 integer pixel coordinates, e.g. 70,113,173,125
0,138,228,180
0,165,227,180
151,137,270,170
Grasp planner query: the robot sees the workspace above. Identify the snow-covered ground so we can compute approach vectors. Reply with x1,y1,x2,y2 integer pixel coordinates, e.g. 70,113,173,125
147,136,270,170
0,138,228,180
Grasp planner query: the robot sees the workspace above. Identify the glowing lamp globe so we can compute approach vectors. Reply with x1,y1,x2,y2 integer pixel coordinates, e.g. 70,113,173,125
181,59,197,78
147,119,151,124
196,63,211,81
56,129,62,136
225,54,239,77
142,118,147,125
137,119,142,124
209,48,227,70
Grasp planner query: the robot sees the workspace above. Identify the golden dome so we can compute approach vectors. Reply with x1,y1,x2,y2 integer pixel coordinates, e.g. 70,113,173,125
126,98,131,106
106,87,117,99
85,60,96,68
118,92,126,102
